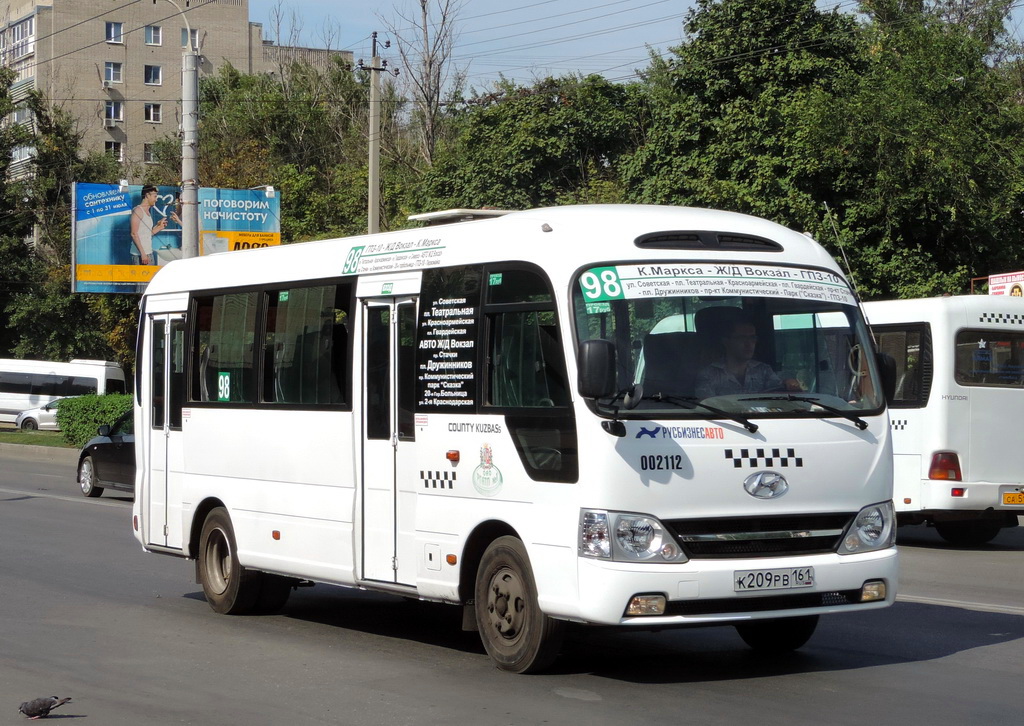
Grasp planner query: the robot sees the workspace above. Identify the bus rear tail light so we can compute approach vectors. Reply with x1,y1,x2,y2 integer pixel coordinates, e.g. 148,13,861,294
928,452,962,481
950,488,966,497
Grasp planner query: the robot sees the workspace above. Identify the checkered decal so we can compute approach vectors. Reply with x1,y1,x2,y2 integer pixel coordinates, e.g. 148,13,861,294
979,312,1024,325
891,419,908,431
724,448,803,468
420,471,455,489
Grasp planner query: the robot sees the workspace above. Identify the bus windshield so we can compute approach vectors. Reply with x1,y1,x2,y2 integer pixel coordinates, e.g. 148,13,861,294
573,262,883,418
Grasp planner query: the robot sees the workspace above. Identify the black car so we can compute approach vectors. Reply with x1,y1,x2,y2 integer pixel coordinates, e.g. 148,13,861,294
78,411,135,498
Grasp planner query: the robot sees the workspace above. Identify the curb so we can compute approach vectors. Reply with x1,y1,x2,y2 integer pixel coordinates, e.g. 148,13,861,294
0,442,79,465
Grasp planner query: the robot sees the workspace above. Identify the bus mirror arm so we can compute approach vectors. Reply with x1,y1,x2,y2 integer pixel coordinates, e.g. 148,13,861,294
876,352,897,404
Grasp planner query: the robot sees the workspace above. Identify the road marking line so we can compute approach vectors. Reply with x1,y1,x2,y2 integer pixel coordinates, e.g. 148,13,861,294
897,593,1024,616
0,485,128,509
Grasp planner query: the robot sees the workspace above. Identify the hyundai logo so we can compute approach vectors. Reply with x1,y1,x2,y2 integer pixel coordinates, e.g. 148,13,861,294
743,471,789,499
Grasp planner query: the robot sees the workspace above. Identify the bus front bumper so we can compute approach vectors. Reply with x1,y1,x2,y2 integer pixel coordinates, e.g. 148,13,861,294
570,547,898,626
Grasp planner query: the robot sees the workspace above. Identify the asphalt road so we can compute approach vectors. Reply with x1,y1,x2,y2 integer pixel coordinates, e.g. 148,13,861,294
1,447,1022,725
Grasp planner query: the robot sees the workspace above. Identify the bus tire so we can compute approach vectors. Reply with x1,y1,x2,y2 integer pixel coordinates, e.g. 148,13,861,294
934,520,1002,546
253,574,293,614
78,456,104,498
735,615,818,653
474,536,564,674
198,507,260,615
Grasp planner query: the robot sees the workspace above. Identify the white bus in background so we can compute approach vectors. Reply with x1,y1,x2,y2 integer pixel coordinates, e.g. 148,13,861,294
133,204,898,673
0,358,127,424
864,295,1024,545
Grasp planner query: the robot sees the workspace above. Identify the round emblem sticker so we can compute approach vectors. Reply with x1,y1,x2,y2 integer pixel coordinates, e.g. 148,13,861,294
473,443,503,496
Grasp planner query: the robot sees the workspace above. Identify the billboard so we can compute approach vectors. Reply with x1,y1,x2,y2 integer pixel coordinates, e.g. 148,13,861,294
72,183,281,293
988,271,1024,297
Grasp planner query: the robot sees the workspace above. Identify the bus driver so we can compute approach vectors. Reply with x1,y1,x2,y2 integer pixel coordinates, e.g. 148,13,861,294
695,313,799,398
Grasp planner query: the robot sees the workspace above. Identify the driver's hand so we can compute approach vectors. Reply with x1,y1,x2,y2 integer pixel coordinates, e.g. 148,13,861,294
782,378,802,392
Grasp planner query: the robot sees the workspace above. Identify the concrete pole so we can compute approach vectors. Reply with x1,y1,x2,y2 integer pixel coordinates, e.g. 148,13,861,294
367,50,381,235
157,0,200,258
181,47,200,258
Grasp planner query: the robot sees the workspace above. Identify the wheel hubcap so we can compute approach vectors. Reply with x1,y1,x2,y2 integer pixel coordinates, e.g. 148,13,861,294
204,528,232,595
487,567,526,641
80,462,93,492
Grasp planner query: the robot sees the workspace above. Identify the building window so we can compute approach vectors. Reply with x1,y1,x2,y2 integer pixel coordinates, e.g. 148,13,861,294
105,100,123,120
104,141,123,161
144,103,162,123
11,145,35,163
144,65,162,85
11,105,33,125
12,17,35,59
145,25,162,45
144,144,156,164
104,62,122,83
105,22,123,43
181,28,199,49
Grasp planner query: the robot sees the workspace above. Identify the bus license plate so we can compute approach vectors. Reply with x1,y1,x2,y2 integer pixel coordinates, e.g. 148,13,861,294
734,567,815,592
1002,491,1024,506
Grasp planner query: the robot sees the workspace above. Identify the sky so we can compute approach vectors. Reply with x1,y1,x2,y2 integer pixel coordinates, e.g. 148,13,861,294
247,0,699,89
248,1,1024,91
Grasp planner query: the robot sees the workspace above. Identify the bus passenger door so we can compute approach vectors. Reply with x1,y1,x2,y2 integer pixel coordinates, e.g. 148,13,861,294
146,313,186,550
361,297,418,585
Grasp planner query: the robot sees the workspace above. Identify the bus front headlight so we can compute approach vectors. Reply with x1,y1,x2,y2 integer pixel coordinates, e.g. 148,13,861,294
838,501,896,554
579,510,687,563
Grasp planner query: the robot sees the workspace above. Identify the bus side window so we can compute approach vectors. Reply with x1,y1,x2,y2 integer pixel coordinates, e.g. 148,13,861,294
875,324,930,407
483,265,577,483
263,284,349,406
191,292,258,403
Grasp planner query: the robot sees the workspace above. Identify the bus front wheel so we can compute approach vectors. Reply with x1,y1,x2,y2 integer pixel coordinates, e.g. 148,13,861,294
735,615,819,653
198,508,260,615
474,536,565,674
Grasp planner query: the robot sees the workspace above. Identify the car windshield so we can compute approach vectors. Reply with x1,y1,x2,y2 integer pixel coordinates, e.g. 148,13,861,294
573,261,884,419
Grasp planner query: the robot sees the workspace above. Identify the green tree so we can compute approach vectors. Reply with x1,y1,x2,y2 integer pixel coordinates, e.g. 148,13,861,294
3,94,132,363
0,68,36,355
419,74,642,210
812,2,1024,297
622,0,864,228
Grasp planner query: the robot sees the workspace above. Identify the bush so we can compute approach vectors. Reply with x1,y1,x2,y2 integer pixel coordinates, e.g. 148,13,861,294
56,394,133,448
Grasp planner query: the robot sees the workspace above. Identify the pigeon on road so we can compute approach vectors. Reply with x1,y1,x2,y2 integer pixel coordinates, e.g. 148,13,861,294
18,696,72,719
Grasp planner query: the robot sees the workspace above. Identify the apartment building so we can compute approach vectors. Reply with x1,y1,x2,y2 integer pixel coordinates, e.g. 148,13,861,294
1,0,351,178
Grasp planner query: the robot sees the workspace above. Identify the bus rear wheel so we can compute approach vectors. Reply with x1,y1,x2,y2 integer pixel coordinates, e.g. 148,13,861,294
735,615,819,653
474,536,564,674
198,508,260,615
934,520,1002,546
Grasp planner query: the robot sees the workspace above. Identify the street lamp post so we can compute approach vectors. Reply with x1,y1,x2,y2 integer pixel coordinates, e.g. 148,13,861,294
155,0,199,258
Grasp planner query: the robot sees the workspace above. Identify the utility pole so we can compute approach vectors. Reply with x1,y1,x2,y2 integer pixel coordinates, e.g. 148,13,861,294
359,33,397,235
156,0,200,258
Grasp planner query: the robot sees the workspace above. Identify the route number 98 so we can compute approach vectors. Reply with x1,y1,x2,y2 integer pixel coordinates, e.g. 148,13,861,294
579,267,624,301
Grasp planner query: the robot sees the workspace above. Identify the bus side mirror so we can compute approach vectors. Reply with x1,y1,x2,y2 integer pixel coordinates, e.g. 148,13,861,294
578,339,616,399
876,352,897,404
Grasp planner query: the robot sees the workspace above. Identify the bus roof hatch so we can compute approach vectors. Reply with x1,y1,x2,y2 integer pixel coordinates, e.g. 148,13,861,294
408,208,513,226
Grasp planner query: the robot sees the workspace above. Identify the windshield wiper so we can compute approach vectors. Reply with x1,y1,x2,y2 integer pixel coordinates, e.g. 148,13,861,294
648,393,759,434
738,394,868,430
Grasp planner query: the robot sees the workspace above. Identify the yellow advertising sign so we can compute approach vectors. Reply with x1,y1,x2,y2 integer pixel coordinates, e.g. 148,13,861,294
76,264,159,283
199,230,281,255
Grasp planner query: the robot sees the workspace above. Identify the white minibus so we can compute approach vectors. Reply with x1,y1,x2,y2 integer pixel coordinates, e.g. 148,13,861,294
0,358,127,423
864,295,1024,545
133,204,898,672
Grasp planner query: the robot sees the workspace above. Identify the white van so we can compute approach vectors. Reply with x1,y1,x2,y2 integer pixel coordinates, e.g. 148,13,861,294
864,295,1023,544
0,359,127,424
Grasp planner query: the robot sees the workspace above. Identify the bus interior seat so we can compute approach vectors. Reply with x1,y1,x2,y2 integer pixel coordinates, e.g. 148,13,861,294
642,331,699,397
